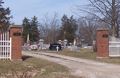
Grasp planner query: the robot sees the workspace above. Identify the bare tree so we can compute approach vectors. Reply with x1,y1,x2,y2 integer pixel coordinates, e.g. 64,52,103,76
73,0,120,37
39,13,50,43
76,16,100,44
50,12,59,43
39,12,60,44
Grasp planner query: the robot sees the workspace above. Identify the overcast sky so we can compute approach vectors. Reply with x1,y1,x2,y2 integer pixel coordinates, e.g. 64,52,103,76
3,0,88,25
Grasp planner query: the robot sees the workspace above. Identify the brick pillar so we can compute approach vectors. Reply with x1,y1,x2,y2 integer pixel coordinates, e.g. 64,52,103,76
10,25,22,61
97,28,109,58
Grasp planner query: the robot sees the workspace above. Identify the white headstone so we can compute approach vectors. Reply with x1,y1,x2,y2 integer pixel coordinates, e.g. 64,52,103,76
26,34,30,46
58,40,62,44
93,40,96,44
38,39,44,49
56,46,59,51
71,46,77,51
73,39,76,46
64,39,67,47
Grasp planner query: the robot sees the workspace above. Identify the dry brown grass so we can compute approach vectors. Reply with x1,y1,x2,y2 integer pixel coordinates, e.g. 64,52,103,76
0,56,78,78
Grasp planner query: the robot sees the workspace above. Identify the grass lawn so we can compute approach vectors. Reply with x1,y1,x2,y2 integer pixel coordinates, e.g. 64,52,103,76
0,56,77,78
39,48,120,65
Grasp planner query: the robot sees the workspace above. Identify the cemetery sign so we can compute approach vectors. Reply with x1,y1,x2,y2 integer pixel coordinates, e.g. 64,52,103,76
13,31,21,36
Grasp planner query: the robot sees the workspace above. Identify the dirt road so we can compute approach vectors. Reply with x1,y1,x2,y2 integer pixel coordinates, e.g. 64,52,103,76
22,51,120,78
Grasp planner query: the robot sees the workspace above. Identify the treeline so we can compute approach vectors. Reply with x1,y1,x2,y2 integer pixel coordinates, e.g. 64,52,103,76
1,0,120,45
22,13,108,45
23,0,120,45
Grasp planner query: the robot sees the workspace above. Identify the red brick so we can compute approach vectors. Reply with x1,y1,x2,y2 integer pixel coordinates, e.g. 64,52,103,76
97,29,109,57
10,27,22,60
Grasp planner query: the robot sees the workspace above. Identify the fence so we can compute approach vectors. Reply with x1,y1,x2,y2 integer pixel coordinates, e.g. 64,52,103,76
109,36,120,57
0,32,11,60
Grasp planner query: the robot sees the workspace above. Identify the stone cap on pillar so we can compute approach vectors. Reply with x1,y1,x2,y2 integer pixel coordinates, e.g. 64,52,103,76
10,25,23,28
97,28,109,31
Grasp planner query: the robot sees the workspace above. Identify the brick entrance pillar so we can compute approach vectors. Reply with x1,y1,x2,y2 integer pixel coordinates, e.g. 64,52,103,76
97,28,109,58
10,25,22,61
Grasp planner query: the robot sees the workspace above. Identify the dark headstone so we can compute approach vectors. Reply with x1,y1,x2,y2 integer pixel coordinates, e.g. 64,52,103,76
77,44,82,50
81,39,84,44
77,44,82,47
66,44,70,46
49,43,62,51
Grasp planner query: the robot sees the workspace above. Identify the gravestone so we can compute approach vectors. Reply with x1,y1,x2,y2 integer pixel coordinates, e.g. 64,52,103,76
30,42,38,50
92,40,97,52
73,39,76,46
22,46,31,50
33,42,36,44
49,43,62,51
45,44,50,49
38,39,44,50
67,46,72,49
64,39,67,48
81,39,84,45
93,40,96,44
58,40,62,45
26,34,30,46
71,46,77,51
87,44,92,49
77,44,82,50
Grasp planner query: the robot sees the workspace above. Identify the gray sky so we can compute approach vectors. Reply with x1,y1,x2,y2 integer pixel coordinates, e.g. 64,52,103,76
3,0,88,25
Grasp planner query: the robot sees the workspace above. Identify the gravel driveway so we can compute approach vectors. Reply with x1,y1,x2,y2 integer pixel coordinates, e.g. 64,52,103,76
22,51,120,78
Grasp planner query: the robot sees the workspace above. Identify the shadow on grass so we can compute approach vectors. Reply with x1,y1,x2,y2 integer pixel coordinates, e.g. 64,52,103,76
22,56,33,61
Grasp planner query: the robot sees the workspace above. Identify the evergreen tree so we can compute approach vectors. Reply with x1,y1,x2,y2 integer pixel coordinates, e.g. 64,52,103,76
67,15,78,43
22,17,30,43
0,0,12,33
22,16,39,44
30,16,39,42
57,14,68,40
58,14,78,43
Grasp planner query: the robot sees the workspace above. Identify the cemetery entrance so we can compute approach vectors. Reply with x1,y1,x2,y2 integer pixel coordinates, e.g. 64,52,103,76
0,32,11,60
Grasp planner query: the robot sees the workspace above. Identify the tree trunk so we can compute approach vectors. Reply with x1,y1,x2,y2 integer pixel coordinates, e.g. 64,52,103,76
116,25,119,38
112,0,116,37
